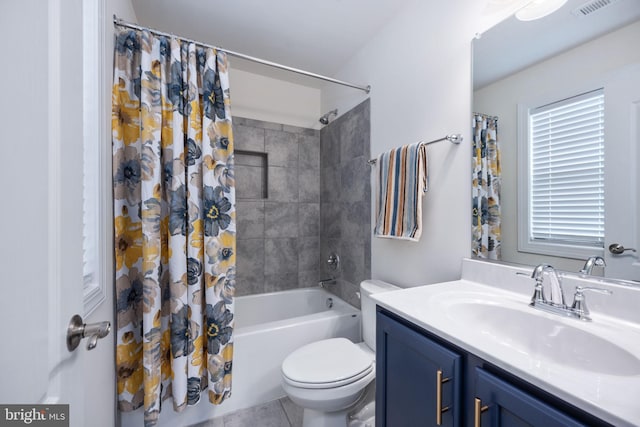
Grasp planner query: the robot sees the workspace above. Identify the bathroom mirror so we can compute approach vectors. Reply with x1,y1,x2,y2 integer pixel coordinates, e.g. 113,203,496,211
472,0,640,282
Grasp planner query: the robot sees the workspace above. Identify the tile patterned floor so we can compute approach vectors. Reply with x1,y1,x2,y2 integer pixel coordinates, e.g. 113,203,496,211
187,397,303,427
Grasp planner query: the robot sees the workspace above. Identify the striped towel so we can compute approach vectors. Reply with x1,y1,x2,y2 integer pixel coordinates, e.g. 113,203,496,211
374,142,428,241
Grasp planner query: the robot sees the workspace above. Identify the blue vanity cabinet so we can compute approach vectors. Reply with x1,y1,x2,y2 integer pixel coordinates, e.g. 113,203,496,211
376,310,463,426
376,308,613,427
474,368,585,427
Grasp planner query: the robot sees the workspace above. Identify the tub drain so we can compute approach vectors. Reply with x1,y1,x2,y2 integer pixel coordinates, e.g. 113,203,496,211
326,297,334,309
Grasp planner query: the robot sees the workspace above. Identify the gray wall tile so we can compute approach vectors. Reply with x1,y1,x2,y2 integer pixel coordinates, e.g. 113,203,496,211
265,130,298,168
236,238,265,296
235,117,283,131
365,237,371,273
339,105,370,161
320,124,340,167
298,134,320,170
298,168,320,202
336,279,361,309
283,124,319,136
320,166,341,202
340,155,368,202
339,241,365,285
234,113,378,298
320,202,341,239
298,270,319,288
298,203,319,237
236,165,266,200
268,167,298,202
236,151,267,167
264,202,298,238
233,116,249,126
234,124,265,152
264,238,298,276
265,273,299,293
236,201,264,239
232,117,324,296
319,99,371,307
298,237,320,272
341,201,369,241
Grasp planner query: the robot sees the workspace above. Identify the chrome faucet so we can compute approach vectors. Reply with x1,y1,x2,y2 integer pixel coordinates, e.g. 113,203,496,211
318,278,337,288
526,264,612,321
531,264,565,306
579,256,606,275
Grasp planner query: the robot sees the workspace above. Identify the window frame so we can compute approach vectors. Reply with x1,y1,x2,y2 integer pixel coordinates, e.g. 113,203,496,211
517,89,605,259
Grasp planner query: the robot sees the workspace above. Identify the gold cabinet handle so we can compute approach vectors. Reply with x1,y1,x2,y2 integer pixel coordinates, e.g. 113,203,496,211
436,369,450,425
474,397,489,427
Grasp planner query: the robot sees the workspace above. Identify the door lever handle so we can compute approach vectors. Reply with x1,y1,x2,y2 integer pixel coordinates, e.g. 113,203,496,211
67,314,111,352
609,243,637,255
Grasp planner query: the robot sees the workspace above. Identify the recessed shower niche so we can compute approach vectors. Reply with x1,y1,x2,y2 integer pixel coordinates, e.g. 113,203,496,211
235,149,268,200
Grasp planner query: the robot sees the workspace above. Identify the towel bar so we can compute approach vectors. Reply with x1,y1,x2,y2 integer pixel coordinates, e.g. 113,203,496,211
367,133,462,165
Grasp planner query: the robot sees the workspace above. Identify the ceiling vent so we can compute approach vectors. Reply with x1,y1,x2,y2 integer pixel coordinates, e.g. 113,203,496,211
571,0,620,17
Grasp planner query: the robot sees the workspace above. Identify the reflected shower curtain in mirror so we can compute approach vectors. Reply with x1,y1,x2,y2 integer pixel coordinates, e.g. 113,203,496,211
472,114,501,259
112,27,236,426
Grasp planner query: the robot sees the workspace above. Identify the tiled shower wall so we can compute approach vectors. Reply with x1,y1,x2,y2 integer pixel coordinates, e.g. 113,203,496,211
320,99,372,308
234,117,321,296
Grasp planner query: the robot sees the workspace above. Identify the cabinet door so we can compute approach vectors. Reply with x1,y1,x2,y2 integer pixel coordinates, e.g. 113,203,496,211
376,311,462,427
474,368,586,427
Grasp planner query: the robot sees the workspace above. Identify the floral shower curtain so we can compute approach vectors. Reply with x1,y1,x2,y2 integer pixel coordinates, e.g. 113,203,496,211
112,27,236,426
472,114,501,259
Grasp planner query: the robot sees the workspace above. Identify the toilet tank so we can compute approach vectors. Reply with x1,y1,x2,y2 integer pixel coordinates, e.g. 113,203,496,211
360,280,400,350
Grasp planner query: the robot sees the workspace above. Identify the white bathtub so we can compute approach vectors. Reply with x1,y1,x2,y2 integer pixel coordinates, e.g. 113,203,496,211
121,287,361,427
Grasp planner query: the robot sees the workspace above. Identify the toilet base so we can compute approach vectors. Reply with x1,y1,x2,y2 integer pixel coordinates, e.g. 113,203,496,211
303,408,350,427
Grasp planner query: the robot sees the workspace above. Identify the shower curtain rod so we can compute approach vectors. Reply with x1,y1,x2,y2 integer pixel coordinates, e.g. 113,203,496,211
113,15,371,94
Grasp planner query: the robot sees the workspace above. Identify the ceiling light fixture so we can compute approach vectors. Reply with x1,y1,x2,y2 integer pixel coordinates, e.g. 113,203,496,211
515,0,568,21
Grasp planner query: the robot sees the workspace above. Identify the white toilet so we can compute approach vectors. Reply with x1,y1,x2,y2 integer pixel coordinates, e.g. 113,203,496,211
281,280,399,427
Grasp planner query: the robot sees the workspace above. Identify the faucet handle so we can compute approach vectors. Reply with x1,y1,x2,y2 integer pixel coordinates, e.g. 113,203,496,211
575,286,613,296
571,286,613,320
516,271,546,306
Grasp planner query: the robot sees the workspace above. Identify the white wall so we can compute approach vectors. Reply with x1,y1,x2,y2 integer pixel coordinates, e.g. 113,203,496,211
474,20,640,272
230,68,322,129
321,0,525,287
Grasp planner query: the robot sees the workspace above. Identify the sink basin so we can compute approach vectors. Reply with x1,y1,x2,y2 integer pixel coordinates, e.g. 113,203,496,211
372,277,640,426
442,298,640,376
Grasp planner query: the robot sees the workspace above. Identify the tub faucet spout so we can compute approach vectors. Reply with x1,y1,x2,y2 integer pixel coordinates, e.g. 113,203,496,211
580,256,606,275
318,278,336,288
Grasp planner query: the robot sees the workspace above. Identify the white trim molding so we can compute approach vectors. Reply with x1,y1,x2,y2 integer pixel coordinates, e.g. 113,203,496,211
82,0,110,317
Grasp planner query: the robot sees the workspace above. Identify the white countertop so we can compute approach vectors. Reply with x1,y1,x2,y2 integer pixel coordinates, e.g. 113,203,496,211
372,279,640,427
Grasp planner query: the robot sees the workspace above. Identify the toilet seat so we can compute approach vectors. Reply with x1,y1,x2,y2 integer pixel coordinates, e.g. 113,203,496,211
282,338,374,389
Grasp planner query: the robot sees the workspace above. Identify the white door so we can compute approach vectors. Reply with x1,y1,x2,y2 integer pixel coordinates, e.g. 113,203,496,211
604,63,640,281
0,1,115,426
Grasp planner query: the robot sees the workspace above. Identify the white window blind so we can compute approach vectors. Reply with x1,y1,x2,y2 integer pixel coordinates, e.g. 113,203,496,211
528,89,605,248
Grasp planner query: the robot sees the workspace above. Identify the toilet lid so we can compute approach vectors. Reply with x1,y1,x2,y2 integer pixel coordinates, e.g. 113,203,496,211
282,338,374,388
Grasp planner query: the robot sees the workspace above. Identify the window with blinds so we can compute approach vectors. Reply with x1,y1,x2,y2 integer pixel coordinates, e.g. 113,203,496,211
526,89,605,254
